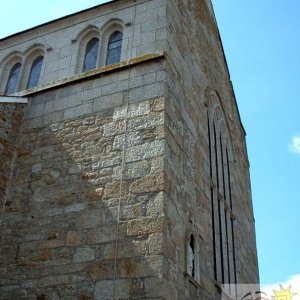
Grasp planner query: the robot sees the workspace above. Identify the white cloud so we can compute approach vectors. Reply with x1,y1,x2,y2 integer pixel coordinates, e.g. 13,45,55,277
289,136,300,154
261,273,300,299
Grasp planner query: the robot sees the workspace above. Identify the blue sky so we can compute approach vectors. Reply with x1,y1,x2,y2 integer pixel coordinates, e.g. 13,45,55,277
213,0,300,284
1,0,299,286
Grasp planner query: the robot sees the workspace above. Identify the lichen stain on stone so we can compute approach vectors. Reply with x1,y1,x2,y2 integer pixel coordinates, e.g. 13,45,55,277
121,259,138,277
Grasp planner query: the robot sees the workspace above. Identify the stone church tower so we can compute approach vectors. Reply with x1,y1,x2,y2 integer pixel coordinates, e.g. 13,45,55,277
0,0,259,299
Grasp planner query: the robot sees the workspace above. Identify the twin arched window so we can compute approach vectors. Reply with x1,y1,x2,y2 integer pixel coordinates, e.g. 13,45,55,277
3,27,124,94
4,55,44,95
82,30,123,72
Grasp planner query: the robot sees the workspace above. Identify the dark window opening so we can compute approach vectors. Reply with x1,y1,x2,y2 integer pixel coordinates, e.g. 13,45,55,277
231,218,237,284
225,210,230,284
213,123,219,188
226,148,233,210
83,37,99,72
208,111,237,287
220,136,226,199
188,234,196,278
5,63,21,95
27,56,44,89
207,113,217,280
213,123,224,282
106,31,123,65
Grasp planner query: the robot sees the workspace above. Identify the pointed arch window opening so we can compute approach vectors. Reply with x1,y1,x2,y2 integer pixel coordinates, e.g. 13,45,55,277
83,37,99,72
27,56,44,89
207,113,217,280
186,232,201,283
5,63,22,95
188,234,196,278
106,31,123,65
207,107,238,286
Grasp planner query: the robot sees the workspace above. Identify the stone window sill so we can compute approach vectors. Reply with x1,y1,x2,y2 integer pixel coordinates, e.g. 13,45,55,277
183,271,201,288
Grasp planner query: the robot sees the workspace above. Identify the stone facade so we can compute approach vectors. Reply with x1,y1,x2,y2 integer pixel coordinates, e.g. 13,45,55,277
0,0,259,299
0,102,26,209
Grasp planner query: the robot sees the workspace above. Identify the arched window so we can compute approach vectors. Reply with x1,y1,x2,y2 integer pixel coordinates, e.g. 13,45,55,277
206,93,237,288
186,233,200,282
83,37,99,72
106,31,123,65
27,56,44,88
5,63,21,95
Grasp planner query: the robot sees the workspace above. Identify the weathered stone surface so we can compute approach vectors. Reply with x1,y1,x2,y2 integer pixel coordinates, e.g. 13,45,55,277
0,103,25,213
113,101,151,120
145,191,164,217
86,225,118,244
93,92,124,112
92,154,122,170
102,120,125,137
32,163,42,173
102,239,148,260
148,233,164,254
65,203,86,213
125,140,165,163
94,279,130,299
130,173,164,194
76,210,105,229
119,255,163,278
127,111,164,131
86,187,104,200
87,261,114,280
73,247,95,262
127,217,164,236
151,97,165,112
112,131,143,151
66,231,81,246
104,181,129,199
113,160,150,180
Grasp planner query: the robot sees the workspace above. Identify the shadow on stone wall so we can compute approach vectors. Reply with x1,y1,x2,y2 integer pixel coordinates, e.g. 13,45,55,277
0,103,25,213
0,106,168,300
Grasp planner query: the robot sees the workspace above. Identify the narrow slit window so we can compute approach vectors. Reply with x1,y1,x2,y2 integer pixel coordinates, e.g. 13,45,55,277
207,104,237,289
27,56,44,89
188,234,196,278
207,113,217,280
106,31,123,65
83,37,99,72
186,233,200,282
5,63,21,95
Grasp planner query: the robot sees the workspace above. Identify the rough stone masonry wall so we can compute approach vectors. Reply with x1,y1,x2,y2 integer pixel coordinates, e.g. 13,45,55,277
162,0,259,298
0,61,171,300
0,103,25,212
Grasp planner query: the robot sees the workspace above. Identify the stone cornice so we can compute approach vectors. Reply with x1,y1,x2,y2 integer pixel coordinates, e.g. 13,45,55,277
14,51,166,97
0,96,28,104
